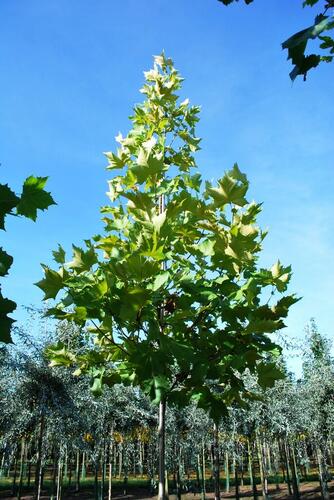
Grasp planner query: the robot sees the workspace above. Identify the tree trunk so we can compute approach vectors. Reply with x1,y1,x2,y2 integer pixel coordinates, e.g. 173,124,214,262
224,452,230,494
75,450,80,492
158,399,168,500
50,451,57,500
285,440,300,500
202,443,206,500
35,415,45,500
256,436,268,500
56,455,63,500
234,459,240,500
212,423,220,500
108,439,113,500
94,461,99,500
17,438,25,500
11,453,18,497
247,439,258,500
316,446,330,500
101,445,106,500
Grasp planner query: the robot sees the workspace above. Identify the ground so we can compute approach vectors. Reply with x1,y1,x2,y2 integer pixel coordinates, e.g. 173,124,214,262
1,481,334,499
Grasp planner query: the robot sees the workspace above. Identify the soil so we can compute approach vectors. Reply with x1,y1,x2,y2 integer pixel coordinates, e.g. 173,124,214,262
1,481,334,499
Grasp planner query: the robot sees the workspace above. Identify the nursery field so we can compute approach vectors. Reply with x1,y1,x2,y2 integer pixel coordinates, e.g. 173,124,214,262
1,2,334,500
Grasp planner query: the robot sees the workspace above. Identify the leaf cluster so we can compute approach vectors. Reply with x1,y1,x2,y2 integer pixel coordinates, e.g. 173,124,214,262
0,176,55,343
218,0,334,80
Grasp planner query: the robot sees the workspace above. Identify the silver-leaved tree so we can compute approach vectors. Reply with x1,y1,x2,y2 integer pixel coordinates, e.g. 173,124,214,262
37,53,298,500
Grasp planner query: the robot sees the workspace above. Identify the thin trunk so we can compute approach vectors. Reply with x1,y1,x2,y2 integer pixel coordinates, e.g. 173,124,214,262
256,436,267,500
50,451,57,500
281,440,292,496
317,446,330,500
285,440,300,500
118,446,122,479
81,451,86,480
139,440,143,477
248,438,258,500
68,453,72,487
234,459,239,500
27,458,32,488
101,445,106,500
94,461,99,500
17,438,25,500
202,443,206,500
75,450,80,492
11,453,18,497
158,399,168,500
225,452,230,494
0,453,5,479
213,423,220,500
108,439,113,500
56,455,63,500
34,414,45,500
240,449,244,487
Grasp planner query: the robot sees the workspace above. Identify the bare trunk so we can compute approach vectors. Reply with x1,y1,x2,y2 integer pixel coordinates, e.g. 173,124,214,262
158,399,168,500
213,423,220,500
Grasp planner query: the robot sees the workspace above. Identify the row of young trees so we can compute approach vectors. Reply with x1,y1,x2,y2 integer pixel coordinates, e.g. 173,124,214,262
0,317,333,500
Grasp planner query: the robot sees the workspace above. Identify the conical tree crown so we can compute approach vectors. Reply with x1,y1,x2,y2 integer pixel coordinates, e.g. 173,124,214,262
38,54,298,418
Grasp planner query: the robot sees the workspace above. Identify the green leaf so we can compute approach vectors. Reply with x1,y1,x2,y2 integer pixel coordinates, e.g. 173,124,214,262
198,238,215,257
206,165,249,207
16,176,56,221
0,293,16,343
0,184,20,230
152,375,169,404
282,15,334,80
69,244,97,272
35,265,66,300
52,244,66,264
0,248,13,276
257,361,285,388
150,271,170,291
46,343,76,367
104,151,127,170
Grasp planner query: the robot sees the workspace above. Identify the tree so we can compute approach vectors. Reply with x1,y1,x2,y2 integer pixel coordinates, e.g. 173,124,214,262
0,176,55,343
218,0,334,81
37,53,297,500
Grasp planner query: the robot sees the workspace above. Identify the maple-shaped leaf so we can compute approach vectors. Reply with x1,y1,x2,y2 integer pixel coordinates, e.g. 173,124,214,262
35,265,66,300
0,248,13,276
0,292,16,343
16,176,56,221
282,15,334,80
0,184,20,230
52,244,66,264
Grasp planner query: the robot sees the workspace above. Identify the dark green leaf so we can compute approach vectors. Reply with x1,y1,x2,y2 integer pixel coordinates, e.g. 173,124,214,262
0,184,20,230
0,248,13,276
16,176,56,221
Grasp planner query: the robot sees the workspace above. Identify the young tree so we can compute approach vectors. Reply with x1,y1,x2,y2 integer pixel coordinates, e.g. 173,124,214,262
37,54,297,499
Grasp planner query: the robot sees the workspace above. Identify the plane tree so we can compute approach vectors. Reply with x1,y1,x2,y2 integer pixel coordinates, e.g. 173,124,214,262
37,53,298,499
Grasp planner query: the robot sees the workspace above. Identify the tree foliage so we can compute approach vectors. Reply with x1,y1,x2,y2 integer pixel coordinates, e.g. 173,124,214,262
38,54,297,421
218,0,334,80
0,176,55,344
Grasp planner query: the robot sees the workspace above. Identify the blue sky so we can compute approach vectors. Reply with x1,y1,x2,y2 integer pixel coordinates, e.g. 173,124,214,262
1,0,333,373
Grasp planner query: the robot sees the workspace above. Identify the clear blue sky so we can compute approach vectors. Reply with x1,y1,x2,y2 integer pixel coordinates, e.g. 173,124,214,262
1,0,333,373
